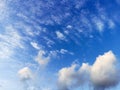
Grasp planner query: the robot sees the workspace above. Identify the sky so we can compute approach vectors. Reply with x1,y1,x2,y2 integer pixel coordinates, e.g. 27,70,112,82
0,0,120,90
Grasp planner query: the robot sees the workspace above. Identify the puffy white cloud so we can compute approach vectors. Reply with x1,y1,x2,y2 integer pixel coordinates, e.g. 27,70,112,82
18,67,33,81
35,50,50,66
57,51,120,90
58,63,91,90
91,51,119,89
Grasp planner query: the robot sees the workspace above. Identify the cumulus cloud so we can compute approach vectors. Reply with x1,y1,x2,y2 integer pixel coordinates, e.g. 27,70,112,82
35,50,50,66
57,51,120,90
58,63,91,90
91,51,119,89
18,67,33,81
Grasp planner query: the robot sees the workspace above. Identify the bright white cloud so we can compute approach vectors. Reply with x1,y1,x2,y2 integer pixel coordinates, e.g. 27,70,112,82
58,63,91,90
91,51,119,89
18,67,33,81
57,51,120,90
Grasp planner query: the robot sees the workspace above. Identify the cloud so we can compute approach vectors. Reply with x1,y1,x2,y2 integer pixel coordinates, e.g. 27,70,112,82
60,49,74,55
30,42,40,50
0,25,24,59
43,37,55,47
18,67,38,90
56,31,66,40
91,51,119,89
49,49,74,59
35,50,50,66
18,67,33,81
92,17,104,32
58,63,91,90
66,25,72,29
57,51,120,90
0,0,10,21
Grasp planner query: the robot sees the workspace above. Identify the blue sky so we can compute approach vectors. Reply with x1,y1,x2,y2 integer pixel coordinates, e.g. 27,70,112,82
0,0,120,90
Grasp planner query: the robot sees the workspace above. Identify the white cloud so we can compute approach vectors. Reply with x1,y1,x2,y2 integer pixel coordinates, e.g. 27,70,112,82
0,25,24,59
58,63,91,90
35,50,50,66
56,31,66,40
30,42,40,50
0,25,23,48
64,30,69,35
0,0,10,21
57,51,120,90
66,25,72,29
18,67,33,81
91,51,119,89
60,49,74,55
49,49,74,59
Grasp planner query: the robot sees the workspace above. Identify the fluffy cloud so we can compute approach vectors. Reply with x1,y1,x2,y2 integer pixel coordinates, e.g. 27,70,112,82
91,51,119,89
35,50,50,66
57,51,120,90
58,63,91,90
18,67,33,81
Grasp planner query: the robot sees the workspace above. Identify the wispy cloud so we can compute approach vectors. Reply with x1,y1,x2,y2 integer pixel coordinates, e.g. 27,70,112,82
30,42,40,50
56,31,66,41
0,25,24,59
92,17,104,32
